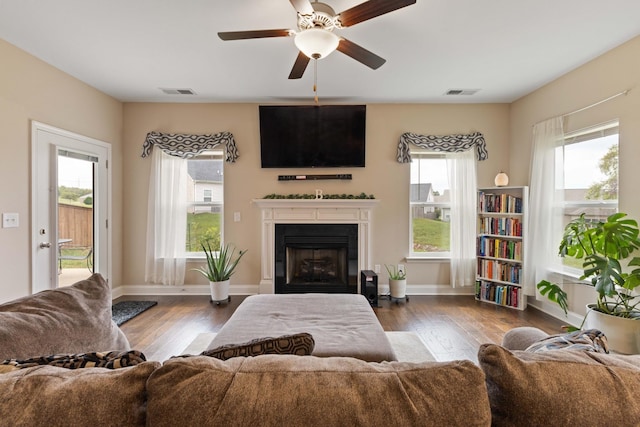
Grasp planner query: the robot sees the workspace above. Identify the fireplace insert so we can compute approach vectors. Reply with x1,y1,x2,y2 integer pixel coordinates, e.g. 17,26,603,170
275,224,358,294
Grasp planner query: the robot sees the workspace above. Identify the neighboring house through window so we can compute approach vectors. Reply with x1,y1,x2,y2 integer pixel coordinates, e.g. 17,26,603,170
186,151,224,254
409,153,451,257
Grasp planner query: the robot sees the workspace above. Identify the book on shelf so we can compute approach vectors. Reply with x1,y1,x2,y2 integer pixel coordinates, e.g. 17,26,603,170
478,217,522,236
476,280,520,308
477,236,522,260
478,191,523,214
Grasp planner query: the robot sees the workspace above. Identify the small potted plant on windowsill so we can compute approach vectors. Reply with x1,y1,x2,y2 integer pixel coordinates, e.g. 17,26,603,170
385,264,407,302
193,241,247,305
537,212,640,353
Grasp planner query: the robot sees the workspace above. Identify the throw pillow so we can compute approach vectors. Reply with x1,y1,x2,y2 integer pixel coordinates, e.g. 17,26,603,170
196,333,315,360
0,273,130,360
1,350,146,370
524,328,609,353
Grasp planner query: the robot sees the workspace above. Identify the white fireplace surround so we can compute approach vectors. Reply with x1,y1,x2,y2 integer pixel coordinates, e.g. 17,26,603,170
252,199,379,294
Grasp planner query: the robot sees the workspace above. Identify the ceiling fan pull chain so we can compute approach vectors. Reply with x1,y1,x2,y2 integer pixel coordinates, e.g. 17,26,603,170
313,58,319,104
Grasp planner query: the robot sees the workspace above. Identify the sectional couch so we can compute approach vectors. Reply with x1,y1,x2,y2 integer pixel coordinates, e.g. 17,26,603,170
1,274,639,426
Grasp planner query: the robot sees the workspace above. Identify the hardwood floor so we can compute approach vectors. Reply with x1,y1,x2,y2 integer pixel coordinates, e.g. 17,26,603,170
117,294,565,364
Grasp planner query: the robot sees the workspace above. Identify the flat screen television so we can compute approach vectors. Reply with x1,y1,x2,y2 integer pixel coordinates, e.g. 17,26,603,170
259,105,366,168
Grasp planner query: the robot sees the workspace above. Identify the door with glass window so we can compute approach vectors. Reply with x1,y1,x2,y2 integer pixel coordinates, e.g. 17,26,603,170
32,122,111,293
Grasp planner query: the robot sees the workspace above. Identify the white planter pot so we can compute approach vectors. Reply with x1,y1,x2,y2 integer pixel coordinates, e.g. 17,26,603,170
389,279,407,299
210,279,230,303
584,304,640,354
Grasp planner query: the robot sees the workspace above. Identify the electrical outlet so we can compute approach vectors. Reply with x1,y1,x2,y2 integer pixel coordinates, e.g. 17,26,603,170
374,264,380,274
233,212,241,222
397,264,405,275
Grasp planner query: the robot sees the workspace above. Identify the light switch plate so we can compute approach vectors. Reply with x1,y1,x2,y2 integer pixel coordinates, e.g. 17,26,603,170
2,213,19,228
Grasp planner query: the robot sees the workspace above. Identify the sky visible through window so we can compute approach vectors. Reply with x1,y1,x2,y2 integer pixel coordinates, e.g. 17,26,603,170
561,134,617,189
58,156,93,189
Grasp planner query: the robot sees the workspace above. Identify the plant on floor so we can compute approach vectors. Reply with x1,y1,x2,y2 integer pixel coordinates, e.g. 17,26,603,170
385,264,406,280
193,241,247,282
537,212,640,326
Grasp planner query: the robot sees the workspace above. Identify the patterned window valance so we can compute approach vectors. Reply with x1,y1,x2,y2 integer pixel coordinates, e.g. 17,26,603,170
397,131,488,163
141,131,239,162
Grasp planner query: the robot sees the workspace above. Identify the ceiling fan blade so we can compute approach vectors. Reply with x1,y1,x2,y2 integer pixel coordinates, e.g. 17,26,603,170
218,29,292,41
338,0,416,27
289,0,314,15
337,38,386,70
288,51,311,79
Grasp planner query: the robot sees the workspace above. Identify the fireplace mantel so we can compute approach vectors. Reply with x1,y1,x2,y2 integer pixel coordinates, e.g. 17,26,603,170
252,199,379,294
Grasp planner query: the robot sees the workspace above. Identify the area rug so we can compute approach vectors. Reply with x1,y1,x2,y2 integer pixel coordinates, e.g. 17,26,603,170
181,331,435,362
112,301,157,326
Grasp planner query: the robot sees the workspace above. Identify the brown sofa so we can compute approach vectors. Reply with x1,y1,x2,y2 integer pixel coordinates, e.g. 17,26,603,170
1,275,640,426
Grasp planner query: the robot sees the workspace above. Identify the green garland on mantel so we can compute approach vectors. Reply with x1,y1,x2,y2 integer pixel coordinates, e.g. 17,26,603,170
263,192,375,200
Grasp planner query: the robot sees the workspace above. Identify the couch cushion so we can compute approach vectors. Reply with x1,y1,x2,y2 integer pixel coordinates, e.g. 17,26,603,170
0,361,160,427
0,273,130,360
146,355,491,427
199,332,315,360
478,343,640,426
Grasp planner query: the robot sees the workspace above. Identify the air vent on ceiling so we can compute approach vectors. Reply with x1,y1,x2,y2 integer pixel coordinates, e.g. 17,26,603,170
160,88,196,95
445,89,479,96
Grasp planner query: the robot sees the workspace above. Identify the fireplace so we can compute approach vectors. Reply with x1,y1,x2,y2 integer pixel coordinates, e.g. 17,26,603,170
275,224,358,294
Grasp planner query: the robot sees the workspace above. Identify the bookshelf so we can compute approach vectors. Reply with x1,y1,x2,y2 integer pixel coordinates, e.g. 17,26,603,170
475,186,528,310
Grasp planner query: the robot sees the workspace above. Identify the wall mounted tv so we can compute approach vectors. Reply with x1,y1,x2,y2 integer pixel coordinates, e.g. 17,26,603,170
259,105,366,168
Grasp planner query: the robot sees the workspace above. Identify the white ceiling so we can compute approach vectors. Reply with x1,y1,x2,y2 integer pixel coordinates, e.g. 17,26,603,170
2,0,640,104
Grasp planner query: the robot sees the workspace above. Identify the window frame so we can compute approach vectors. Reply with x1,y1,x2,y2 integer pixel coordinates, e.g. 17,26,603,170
555,121,619,275
185,150,224,259
409,151,452,259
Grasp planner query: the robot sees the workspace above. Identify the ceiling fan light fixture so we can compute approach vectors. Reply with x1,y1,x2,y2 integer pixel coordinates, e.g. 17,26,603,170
294,28,339,59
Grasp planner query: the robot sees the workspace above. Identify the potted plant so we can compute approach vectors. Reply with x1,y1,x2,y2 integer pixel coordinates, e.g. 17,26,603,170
193,241,247,305
385,264,407,301
537,212,640,353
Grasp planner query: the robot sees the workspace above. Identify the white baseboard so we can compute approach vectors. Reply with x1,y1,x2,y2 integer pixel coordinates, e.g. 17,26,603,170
113,283,472,298
525,297,583,327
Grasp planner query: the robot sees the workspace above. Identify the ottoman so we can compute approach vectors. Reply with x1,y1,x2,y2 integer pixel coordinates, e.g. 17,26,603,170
207,293,397,362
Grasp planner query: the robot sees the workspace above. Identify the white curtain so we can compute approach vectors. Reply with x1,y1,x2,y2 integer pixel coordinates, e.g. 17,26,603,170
145,149,188,285
448,150,478,287
525,116,565,296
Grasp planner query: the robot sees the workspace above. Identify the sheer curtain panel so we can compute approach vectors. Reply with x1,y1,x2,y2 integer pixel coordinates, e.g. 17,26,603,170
145,149,188,285
448,150,478,287
525,116,565,296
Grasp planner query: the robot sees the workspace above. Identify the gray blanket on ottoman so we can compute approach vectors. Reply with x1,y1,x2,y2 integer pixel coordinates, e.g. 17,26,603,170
207,294,397,362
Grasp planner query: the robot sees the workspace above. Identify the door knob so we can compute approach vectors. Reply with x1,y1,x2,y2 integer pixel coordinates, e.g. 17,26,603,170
39,242,52,249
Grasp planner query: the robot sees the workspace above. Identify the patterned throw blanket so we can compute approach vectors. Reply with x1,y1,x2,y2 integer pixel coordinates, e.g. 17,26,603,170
1,350,146,371
525,329,609,353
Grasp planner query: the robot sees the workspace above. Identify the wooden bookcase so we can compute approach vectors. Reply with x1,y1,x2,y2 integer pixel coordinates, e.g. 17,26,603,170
475,186,528,310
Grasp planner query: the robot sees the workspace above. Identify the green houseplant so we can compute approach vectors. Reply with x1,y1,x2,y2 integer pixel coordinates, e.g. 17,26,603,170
193,241,247,304
537,212,640,353
385,264,407,300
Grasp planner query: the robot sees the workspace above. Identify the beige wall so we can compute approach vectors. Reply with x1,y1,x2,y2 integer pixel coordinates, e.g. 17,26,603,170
510,35,640,318
5,32,638,311
122,103,510,292
0,39,123,303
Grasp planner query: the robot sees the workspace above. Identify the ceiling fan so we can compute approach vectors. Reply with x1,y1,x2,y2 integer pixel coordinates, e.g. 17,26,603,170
218,0,417,79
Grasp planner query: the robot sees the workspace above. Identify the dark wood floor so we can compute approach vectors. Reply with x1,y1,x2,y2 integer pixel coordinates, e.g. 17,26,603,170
117,294,565,364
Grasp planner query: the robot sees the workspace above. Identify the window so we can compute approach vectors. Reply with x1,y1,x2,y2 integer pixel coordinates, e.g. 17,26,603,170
410,153,451,257
186,151,224,254
557,121,618,270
